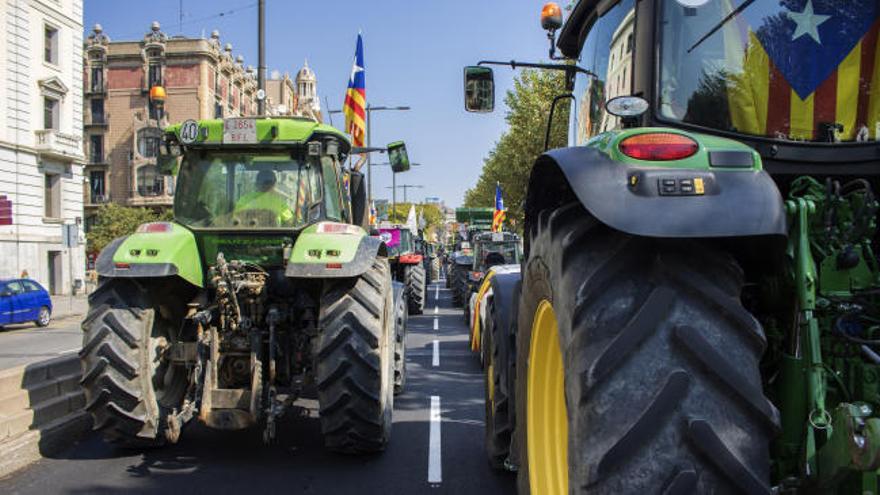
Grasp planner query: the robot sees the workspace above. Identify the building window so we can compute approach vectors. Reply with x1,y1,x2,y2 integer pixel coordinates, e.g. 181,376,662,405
214,70,221,96
44,25,58,64
214,102,224,118
89,135,103,163
44,173,61,218
91,66,104,92
43,98,59,130
148,63,162,88
90,98,104,124
137,165,163,196
137,128,162,158
89,170,106,203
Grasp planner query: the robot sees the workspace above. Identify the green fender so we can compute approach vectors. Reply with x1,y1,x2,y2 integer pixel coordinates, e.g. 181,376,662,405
96,223,204,288
285,223,386,278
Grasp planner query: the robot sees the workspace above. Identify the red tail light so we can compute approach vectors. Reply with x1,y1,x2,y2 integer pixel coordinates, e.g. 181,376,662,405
619,133,699,161
136,222,174,234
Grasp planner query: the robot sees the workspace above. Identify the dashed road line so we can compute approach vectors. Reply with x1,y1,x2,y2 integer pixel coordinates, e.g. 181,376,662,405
428,395,442,484
432,339,439,367
433,318,438,331
433,305,438,315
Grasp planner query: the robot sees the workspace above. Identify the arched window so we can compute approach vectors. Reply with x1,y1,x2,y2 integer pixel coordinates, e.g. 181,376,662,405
137,127,162,158
137,165,163,196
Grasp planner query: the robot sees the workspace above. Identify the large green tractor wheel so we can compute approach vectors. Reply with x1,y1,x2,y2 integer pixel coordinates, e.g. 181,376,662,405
515,202,778,494
404,264,426,315
317,258,395,453
80,279,189,447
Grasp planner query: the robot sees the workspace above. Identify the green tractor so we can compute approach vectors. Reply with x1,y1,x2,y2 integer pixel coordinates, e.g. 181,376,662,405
467,0,880,493
376,225,427,315
80,117,408,452
461,231,522,326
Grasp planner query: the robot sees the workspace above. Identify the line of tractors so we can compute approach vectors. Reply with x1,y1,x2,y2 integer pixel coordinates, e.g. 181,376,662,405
78,0,880,493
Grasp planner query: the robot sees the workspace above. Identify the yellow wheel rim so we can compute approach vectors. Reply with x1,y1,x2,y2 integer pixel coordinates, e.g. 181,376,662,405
527,300,568,495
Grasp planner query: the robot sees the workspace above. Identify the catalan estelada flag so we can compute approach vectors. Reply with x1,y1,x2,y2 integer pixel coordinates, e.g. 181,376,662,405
725,0,880,141
492,183,505,233
343,34,366,147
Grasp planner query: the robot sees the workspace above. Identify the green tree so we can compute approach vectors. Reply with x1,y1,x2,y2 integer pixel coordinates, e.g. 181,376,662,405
384,203,444,241
464,69,569,230
87,204,172,254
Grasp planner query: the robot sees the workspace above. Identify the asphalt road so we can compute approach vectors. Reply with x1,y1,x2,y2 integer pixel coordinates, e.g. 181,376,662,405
0,315,83,370
1,281,516,494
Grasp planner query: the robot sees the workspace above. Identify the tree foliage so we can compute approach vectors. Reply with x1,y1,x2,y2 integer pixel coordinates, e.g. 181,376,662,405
384,202,445,241
463,69,569,230
87,204,173,254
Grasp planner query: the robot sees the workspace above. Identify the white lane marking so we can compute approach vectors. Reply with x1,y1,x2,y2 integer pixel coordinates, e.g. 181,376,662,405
432,339,440,367
428,395,442,484
57,348,80,355
435,284,439,300
433,318,439,331
433,305,438,315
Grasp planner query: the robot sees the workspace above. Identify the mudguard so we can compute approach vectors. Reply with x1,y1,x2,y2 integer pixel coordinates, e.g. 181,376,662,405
528,146,788,239
471,265,521,352
96,224,204,287
286,232,386,279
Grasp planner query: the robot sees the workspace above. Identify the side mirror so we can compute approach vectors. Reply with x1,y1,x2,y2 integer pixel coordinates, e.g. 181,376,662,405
463,66,495,113
157,154,180,176
387,141,411,173
157,139,182,175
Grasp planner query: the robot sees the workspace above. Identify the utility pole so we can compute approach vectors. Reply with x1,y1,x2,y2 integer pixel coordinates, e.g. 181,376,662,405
387,184,424,204
327,105,410,203
257,0,266,115
374,162,420,214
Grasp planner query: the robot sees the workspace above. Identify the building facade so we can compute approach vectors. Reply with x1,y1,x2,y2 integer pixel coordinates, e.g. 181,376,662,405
0,0,85,295
82,25,323,236
82,24,260,227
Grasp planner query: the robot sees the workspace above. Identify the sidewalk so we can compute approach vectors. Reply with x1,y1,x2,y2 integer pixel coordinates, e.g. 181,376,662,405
49,295,87,320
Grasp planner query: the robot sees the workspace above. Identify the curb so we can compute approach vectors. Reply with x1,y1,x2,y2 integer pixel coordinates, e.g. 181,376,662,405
0,355,90,479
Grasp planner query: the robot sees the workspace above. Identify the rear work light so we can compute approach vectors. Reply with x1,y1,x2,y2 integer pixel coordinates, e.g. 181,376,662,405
619,133,699,161
136,222,174,234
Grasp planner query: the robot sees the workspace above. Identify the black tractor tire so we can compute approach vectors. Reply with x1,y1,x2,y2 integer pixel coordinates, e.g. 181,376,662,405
405,264,426,315
483,275,520,470
317,258,395,454
515,202,778,494
80,279,189,447
393,285,409,395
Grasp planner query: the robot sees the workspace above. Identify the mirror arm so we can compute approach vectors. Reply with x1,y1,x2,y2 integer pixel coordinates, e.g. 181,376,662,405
476,60,596,80
545,93,574,151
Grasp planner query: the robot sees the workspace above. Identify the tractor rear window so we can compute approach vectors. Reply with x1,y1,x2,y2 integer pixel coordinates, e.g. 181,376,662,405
659,0,880,143
174,152,322,229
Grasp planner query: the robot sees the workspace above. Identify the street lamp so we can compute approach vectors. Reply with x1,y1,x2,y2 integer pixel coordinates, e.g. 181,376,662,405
386,184,424,203
374,162,421,212
327,104,410,204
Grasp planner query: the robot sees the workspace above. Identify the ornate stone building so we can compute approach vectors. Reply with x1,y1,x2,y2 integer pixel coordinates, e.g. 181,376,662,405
82,23,259,229
265,61,323,121
0,0,85,293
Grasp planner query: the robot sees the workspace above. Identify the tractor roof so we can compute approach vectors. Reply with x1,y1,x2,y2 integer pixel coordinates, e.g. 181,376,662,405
557,0,597,59
165,117,350,152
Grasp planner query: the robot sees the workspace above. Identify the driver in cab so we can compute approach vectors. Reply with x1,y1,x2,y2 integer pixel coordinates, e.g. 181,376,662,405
234,169,295,226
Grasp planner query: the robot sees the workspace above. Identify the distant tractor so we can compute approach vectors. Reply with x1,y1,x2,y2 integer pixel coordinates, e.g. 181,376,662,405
467,1,880,493
376,225,426,315
80,116,408,452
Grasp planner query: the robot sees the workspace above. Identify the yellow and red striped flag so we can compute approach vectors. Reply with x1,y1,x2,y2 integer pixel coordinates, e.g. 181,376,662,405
492,182,506,232
343,34,366,147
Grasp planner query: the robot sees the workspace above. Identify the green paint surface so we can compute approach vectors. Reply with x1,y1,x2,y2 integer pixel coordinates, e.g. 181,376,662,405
587,127,762,171
112,223,203,287
289,223,366,264
165,118,349,146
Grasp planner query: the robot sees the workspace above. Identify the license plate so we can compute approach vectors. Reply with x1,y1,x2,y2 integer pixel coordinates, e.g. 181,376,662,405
223,118,257,144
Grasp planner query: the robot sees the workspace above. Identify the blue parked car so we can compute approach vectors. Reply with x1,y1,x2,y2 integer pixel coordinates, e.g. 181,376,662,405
0,279,52,328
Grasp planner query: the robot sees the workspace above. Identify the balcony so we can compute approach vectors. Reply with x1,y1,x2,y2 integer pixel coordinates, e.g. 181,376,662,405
34,130,84,162
86,193,109,206
85,83,106,96
84,112,108,128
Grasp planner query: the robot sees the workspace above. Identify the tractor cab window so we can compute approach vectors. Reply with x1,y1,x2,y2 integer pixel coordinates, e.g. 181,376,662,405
174,152,325,229
320,156,343,221
570,0,636,145
659,0,880,142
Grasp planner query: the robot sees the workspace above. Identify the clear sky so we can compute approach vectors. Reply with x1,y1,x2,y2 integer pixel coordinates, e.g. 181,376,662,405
84,0,555,208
